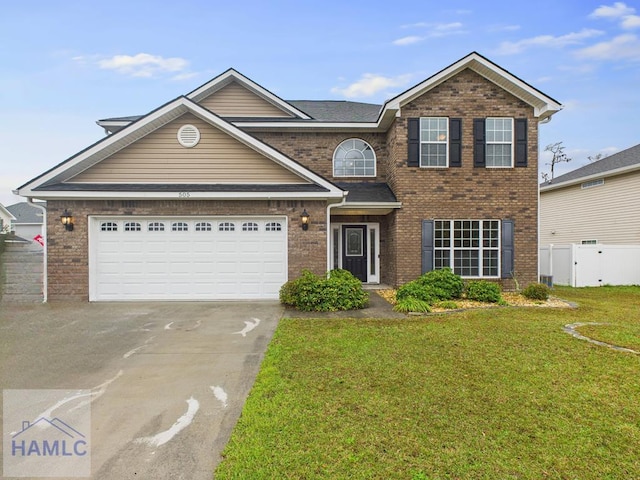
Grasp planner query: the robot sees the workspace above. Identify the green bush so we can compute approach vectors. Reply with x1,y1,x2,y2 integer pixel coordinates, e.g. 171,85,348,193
393,297,432,313
416,268,464,300
396,281,439,304
279,269,368,312
466,281,503,303
522,283,550,301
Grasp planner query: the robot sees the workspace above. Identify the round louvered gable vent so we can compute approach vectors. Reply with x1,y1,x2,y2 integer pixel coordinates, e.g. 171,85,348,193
177,124,200,148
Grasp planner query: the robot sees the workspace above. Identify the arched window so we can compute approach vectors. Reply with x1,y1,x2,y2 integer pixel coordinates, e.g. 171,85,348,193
333,139,376,177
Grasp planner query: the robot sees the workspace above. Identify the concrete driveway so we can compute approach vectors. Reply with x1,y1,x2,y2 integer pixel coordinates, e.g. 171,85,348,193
0,301,283,479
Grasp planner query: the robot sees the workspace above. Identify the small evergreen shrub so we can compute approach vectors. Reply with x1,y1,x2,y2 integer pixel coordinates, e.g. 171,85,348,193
393,297,432,313
396,280,439,304
416,268,464,300
522,283,550,301
466,281,503,303
279,269,368,312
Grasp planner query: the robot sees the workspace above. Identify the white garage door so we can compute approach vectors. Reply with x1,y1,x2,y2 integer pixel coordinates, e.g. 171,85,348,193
89,216,287,301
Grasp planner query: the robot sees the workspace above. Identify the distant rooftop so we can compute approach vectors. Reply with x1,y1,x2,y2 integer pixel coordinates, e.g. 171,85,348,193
541,143,640,189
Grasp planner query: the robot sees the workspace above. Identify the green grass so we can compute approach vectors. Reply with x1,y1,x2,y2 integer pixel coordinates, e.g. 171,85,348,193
215,286,640,479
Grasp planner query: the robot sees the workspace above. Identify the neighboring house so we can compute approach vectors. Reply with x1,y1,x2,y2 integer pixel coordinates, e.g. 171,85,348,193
540,143,640,246
6,202,45,242
0,203,16,233
16,52,561,302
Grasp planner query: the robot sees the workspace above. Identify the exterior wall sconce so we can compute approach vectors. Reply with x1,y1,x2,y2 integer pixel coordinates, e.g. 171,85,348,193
300,209,310,231
60,209,74,231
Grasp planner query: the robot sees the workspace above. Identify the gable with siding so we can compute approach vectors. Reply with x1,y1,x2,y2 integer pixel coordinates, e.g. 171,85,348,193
197,81,295,118
69,112,307,184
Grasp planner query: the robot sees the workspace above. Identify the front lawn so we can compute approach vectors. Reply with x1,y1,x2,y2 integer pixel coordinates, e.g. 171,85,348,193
215,286,640,479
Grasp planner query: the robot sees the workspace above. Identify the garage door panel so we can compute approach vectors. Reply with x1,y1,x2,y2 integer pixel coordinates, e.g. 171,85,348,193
91,216,287,300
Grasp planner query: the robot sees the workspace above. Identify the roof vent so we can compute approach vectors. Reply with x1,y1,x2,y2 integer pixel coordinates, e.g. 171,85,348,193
177,124,200,148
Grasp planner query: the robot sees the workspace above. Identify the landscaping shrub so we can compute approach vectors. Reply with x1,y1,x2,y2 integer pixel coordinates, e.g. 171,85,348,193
466,280,503,303
396,280,439,304
279,269,368,312
522,282,550,301
416,268,464,300
393,297,431,313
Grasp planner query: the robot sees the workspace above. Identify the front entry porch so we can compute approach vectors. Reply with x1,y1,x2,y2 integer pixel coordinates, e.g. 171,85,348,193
330,222,380,283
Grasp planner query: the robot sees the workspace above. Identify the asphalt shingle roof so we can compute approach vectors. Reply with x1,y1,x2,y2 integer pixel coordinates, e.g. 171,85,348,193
541,143,640,188
6,202,45,224
336,182,398,203
98,100,383,125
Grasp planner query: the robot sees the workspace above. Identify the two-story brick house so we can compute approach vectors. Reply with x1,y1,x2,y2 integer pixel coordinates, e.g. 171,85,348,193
17,52,561,301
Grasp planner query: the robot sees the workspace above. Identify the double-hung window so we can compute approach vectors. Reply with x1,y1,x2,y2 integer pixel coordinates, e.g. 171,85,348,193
420,117,448,167
486,118,513,167
434,220,500,277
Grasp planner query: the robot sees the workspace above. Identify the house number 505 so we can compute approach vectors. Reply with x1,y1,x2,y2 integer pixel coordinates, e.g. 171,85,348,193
178,192,191,198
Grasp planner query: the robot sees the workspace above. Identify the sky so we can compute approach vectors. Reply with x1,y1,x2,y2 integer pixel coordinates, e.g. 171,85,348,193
1,0,640,207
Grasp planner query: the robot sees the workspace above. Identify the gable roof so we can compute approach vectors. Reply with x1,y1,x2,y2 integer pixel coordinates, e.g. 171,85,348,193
385,52,562,121
96,52,561,134
0,203,16,222
186,68,311,119
17,96,344,200
6,202,44,224
540,143,640,192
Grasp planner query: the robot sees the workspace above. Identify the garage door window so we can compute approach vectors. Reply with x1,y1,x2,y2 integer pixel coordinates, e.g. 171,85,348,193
101,222,118,232
172,222,189,232
242,222,259,232
148,222,165,232
266,222,282,231
219,222,235,232
124,222,141,231
195,222,212,231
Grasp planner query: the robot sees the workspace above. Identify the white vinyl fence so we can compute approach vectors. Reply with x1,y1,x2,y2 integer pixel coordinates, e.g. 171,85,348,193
539,244,640,287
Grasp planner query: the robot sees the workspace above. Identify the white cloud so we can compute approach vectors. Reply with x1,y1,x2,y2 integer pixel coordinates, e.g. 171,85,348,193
331,73,412,98
590,2,634,19
621,14,640,28
97,53,189,78
393,35,423,46
489,24,521,32
575,33,640,60
401,22,428,29
496,29,604,54
393,22,465,45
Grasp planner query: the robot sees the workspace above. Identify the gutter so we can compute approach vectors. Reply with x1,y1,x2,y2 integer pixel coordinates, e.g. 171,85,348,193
27,197,47,303
326,193,349,274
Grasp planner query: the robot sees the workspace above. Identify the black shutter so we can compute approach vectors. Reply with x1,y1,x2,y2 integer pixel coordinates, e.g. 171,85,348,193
501,219,514,278
449,118,462,167
408,118,420,167
421,220,434,274
515,118,528,167
473,118,486,167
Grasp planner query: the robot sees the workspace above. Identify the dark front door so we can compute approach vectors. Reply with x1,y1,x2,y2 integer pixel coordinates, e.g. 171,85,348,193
342,225,367,282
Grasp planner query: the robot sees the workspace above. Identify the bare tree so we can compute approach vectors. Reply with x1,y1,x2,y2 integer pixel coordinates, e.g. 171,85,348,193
542,142,571,181
588,152,608,163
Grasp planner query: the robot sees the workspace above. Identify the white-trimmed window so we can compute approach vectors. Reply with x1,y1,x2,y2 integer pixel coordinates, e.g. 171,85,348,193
148,222,165,232
420,117,448,167
195,222,212,232
218,222,235,232
101,222,118,232
333,139,376,177
265,222,282,232
434,220,500,277
124,222,141,232
172,222,189,232
242,222,259,232
486,118,513,167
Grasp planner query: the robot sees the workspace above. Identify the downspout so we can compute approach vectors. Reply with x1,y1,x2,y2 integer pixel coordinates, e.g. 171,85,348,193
326,193,348,274
28,198,47,303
